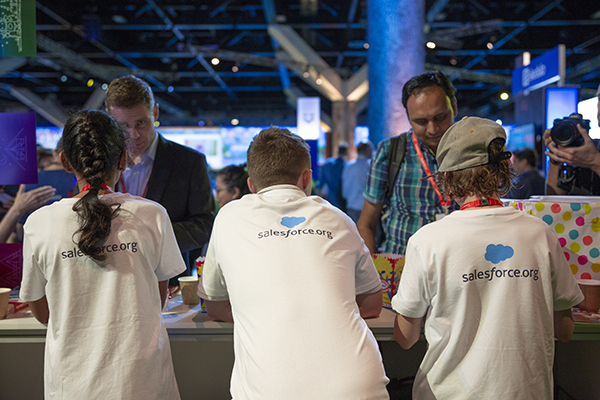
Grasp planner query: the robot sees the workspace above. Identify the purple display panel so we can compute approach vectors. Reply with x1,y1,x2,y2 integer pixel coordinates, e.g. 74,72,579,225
0,244,23,289
0,112,38,184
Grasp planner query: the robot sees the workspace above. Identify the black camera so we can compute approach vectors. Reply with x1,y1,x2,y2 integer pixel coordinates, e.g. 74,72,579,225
550,113,591,147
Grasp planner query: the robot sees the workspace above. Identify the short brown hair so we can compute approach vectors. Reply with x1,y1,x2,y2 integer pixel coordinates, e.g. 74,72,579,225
105,75,154,111
247,127,311,191
441,138,513,200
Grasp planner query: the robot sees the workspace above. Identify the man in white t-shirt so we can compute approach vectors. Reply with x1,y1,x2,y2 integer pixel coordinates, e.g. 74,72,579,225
392,117,584,400
198,127,389,400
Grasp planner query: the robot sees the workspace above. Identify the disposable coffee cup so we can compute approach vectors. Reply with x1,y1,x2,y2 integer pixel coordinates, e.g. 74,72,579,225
178,277,200,306
577,279,600,313
0,288,11,319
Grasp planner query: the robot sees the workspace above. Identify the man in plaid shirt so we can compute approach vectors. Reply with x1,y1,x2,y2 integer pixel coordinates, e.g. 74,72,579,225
357,71,458,255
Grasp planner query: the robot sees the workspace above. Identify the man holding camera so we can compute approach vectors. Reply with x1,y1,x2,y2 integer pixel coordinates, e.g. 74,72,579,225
544,84,600,195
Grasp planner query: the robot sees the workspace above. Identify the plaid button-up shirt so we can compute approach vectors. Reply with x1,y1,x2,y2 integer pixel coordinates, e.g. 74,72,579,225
363,130,449,255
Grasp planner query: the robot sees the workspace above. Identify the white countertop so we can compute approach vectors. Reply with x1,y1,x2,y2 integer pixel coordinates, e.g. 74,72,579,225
0,295,398,342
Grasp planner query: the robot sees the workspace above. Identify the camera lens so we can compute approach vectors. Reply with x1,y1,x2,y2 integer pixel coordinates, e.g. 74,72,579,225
551,121,584,147
551,122,576,146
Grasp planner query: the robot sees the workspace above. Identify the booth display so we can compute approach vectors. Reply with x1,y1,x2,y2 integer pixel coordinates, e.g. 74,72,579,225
510,197,600,280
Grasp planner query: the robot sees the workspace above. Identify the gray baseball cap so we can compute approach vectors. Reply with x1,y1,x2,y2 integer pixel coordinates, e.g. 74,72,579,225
434,116,511,174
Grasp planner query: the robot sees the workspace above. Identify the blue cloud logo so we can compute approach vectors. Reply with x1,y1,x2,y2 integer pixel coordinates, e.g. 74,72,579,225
485,244,514,264
281,216,306,228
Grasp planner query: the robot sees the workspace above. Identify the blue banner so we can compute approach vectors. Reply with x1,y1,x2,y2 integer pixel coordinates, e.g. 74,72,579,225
0,112,38,185
512,46,561,95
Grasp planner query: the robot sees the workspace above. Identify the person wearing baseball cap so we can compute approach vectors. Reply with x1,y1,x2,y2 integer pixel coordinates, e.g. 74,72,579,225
391,117,583,399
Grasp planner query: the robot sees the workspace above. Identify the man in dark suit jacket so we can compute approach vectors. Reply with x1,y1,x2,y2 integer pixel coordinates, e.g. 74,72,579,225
105,75,215,275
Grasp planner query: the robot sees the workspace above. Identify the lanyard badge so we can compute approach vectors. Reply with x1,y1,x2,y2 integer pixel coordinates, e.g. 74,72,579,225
411,131,450,210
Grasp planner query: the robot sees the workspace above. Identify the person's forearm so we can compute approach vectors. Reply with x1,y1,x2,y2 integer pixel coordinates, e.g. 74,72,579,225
356,201,383,254
159,280,169,310
356,291,383,319
545,161,565,195
393,314,422,350
205,300,234,322
554,308,575,342
357,222,377,254
29,296,50,324
0,207,24,243
590,152,600,177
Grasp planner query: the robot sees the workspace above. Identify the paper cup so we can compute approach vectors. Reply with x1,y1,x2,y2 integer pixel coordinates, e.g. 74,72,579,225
577,279,600,312
0,288,11,319
178,277,200,306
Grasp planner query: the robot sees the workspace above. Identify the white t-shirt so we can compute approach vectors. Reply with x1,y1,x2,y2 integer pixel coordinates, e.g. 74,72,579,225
21,192,186,400
199,185,389,400
392,206,584,400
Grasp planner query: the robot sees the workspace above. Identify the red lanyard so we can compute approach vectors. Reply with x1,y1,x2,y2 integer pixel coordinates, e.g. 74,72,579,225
119,175,149,197
460,198,503,210
80,183,110,192
411,131,449,206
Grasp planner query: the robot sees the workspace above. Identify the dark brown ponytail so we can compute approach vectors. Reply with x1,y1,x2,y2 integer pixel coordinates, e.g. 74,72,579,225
62,110,126,261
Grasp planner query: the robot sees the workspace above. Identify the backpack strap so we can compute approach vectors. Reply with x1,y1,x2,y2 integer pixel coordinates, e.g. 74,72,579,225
385,133,407,205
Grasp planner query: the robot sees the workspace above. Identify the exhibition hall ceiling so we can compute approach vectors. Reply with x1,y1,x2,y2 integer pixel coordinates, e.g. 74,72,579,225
1,0,599,126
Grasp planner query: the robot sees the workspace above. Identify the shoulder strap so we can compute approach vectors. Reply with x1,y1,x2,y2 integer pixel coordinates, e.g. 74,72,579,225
385,133,407,204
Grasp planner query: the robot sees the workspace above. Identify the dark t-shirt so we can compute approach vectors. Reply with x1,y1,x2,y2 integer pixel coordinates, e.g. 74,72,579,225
319,157,346,209
568,139,600,195
507,169,546,199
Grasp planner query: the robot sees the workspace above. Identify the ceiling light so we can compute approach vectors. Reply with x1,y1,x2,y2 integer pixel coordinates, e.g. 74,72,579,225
496,119,503,125
315,78,323,85
87,79,94,87
232,66,239,72
500,92,509,101
101,83,108,90
167,86,174,93
302,71,310,78
231,118,239,126
60,75,67,82
198,120,205,127
154,121,160,127
363,43,370,49
450,58,457,65
211,58,220,65
523,51,531,66
112,15,127,24
426,41,436,49
486,42,494,50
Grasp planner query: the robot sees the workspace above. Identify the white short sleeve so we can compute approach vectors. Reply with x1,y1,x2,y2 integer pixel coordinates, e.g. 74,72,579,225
154,208,187,282
199,228,229,301
20,229,47,302
355,242,382,295
391,239,430,318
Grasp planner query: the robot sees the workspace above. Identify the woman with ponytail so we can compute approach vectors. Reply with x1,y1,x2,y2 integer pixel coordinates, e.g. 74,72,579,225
20,110,184,400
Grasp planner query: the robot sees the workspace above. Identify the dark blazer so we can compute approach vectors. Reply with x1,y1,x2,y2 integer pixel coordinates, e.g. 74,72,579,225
128,134,216,270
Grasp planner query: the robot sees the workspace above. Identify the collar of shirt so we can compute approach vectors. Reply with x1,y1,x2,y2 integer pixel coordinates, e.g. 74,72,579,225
141,132,159,164
121,132,159,195
257,184,306,198
125,133,158,170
